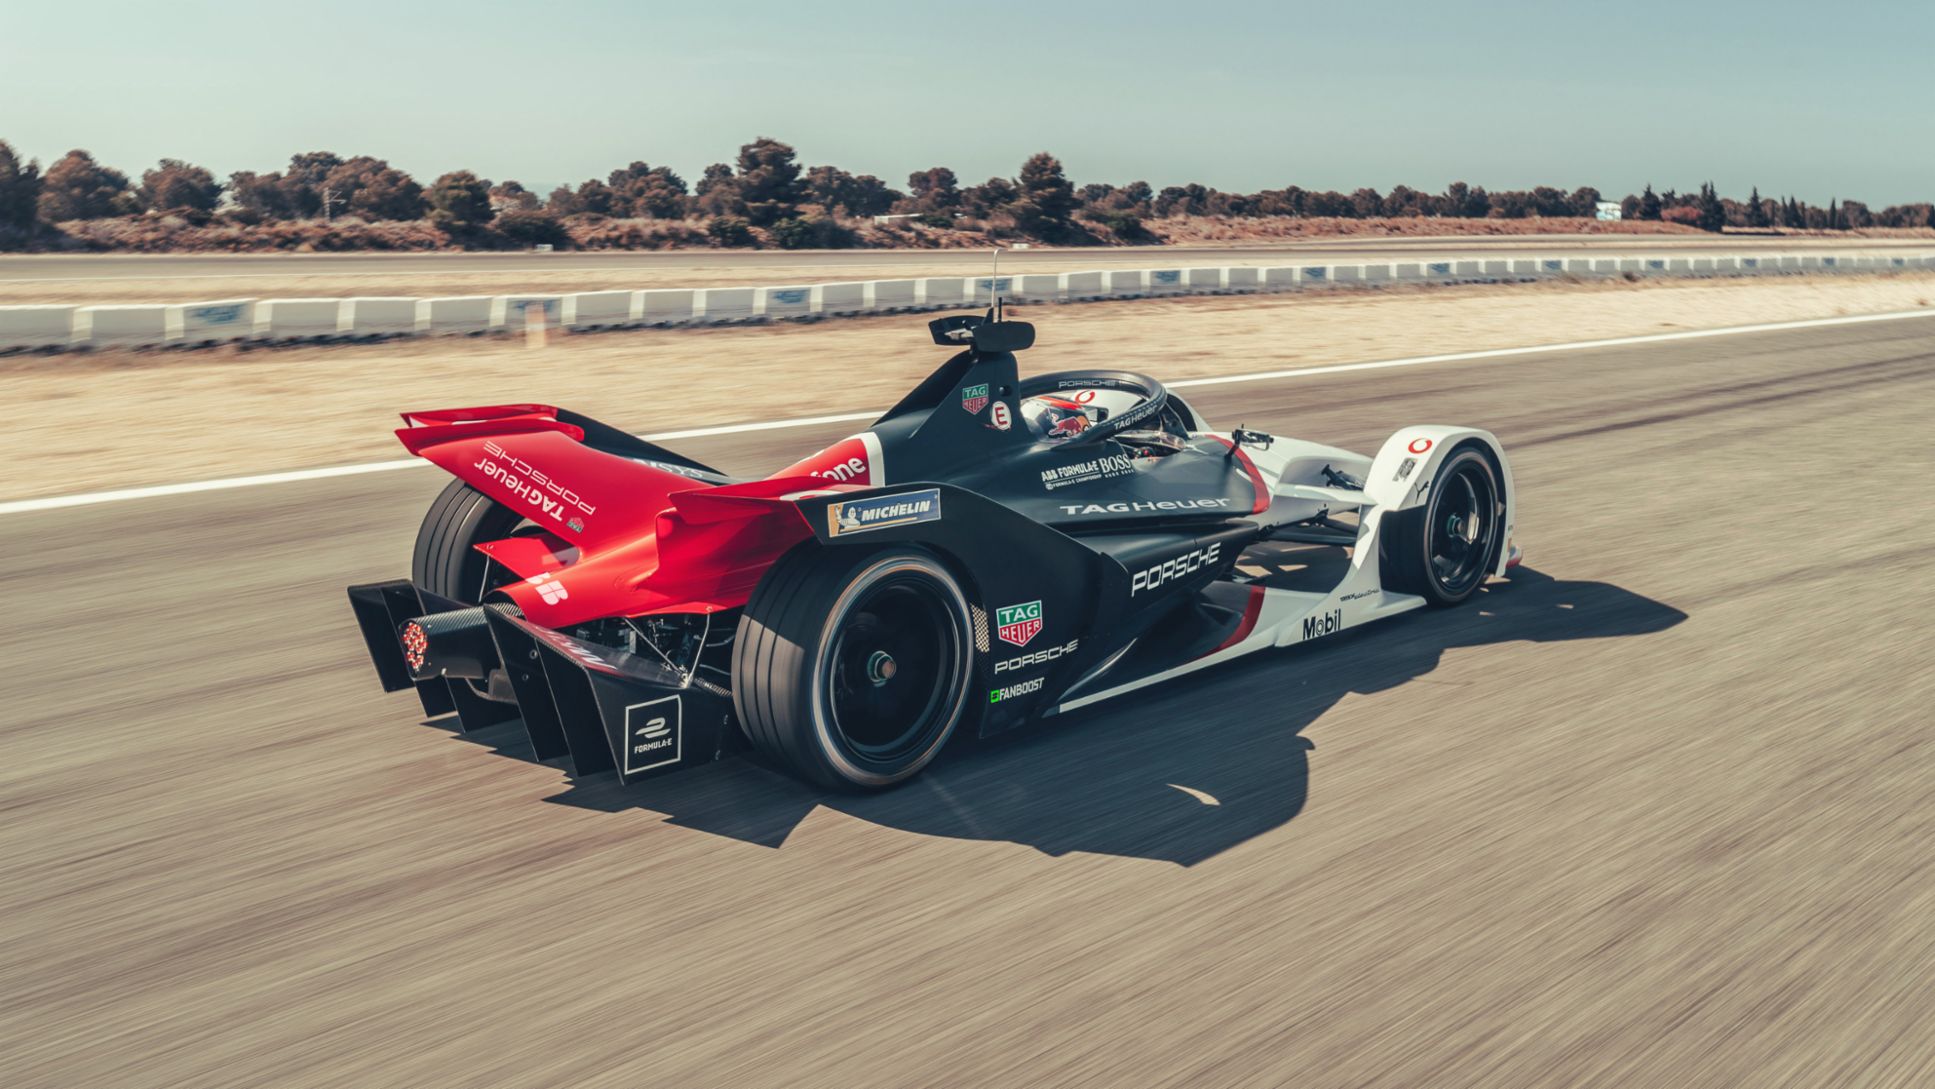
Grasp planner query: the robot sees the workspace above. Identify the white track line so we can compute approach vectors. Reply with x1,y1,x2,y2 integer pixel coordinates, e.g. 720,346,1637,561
4,307,1931,517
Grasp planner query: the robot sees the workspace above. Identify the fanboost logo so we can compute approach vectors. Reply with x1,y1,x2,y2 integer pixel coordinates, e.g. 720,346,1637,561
525,572,569,605
995,601,1043,647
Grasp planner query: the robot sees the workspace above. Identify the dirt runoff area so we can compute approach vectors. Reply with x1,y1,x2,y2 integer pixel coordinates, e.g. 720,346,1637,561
4,271,1932,502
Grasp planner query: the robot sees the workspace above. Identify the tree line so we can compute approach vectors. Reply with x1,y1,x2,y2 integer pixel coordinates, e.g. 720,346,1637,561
1,136,1931,250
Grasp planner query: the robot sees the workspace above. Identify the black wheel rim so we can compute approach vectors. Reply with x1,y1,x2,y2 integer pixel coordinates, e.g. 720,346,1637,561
825,573,962,761
1427,458,1498,597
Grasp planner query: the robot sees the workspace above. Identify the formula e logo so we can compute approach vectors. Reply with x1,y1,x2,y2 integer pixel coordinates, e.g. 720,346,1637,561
1130,543,1222,596
622,695,681,775
1301,609,1343,642
525,572,569,605
995,600,1043,647
961,383,990,415
994,639,1079,674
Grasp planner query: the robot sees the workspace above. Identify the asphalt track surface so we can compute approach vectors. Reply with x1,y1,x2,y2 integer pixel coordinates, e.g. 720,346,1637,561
5,317,1934,1087
1,234,1927,283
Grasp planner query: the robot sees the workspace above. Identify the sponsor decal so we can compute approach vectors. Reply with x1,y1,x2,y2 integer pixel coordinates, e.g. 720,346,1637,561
989,676,1045,704
1050,414,1089,438
622,695,681,775
961,383,990,415
780,435,878,485
1058,497,1234,517
1071,389,1097,404
472,439,598,530
526,572,569,605
994,638,1079,674
989,401,1013,431
188,303,246,326
1301,609,1343,642
1341,588,1380,602
826,488,942,537
1395,457,1417,481
1040,453,1136,491
995,601,1044,647
1130,543,1222,596
633,457,712,480
567,517,585,534
1407,437,1433,455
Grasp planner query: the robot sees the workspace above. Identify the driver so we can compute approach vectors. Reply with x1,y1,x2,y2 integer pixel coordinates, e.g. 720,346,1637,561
1027,395,1093,442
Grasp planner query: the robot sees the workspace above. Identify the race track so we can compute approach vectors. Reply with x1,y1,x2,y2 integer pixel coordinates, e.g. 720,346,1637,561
5,317,1934,1087
2,233,1927,284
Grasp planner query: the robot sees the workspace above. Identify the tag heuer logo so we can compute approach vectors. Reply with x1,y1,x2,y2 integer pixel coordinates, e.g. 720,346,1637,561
961,383,990,415
995,600,1043,647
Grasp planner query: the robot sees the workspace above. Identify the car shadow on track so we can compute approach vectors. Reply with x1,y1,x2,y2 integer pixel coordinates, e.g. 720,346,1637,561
442,567,1686,865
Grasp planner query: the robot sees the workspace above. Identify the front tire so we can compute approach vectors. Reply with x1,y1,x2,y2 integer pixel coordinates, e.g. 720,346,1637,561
1378,444,1505,607
734,545,975,790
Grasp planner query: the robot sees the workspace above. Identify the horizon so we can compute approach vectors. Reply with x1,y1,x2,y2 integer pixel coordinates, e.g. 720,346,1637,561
3,0,1932,206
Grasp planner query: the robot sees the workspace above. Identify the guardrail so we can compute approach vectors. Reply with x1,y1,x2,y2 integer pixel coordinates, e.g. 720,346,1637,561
2,250,1930,352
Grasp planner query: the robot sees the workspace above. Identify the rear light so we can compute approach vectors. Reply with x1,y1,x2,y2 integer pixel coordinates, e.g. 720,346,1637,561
400,620,429,675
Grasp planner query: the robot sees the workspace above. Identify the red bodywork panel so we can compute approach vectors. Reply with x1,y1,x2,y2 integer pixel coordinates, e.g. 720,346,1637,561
398,405,846,626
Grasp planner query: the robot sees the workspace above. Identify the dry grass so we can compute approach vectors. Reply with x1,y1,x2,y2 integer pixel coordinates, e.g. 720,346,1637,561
4,271,1932,502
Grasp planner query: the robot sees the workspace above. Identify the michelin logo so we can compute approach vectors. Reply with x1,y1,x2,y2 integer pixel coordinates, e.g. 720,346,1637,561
827,488,943,537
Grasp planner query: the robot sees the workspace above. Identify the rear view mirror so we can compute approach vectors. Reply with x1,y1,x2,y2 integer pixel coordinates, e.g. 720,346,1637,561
971,321,1035,353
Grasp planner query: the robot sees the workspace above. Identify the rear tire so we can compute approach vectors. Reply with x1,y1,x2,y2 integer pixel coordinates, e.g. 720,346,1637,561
412,480,523,605
733,545,974,790
1378,444,1504,607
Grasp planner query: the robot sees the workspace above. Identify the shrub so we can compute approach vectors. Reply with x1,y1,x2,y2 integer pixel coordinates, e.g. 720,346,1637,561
427,170,494,235
493,209,569,248
38,150,135,220
917,212,954,229
707,215,754,246
137,159,221,213
768,216,855,250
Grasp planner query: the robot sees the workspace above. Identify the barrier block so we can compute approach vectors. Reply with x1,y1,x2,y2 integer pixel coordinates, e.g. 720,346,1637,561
0,304,77,350
1483,259,1509,277
166,298,254,345
1012,274,1062,302
811,282,869,315
1106,269,1148,295
1455,260,1482,278
1817,256,1836,270
1433,261,1461,279
1566,258,1592,275
76,304,170,348
1889,256,1907,268
918,278,967,308
1060,271,1108,299
865,279,918,310
1618,258,1642,273
1739,256,1761,272
1185,267,1224,291
1331,264,1362,284
1667,258,1691,274
696,287,757,322
561,291,639,329
1223,267,1262,291
757,286,813,320
417,296,494,335
1510,259,1539,277
340,297,417,337
1539,259,1563,275
1261,266,1298,290
491,295,563,330
1713,257,1738,273
1645,258,1667,272
1300,266,1330,284
254,298,339,341
1592,258,1619,274
1691,257,1714,274
640,288,696,324
1146,269,1185,293
1784,255,1807,269
968,276,1016,305
1361,263,1393,283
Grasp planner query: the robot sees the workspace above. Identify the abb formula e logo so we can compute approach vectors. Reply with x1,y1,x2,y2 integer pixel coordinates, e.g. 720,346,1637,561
1130,543,1223,596
995,600,1043,647
525,572,569,605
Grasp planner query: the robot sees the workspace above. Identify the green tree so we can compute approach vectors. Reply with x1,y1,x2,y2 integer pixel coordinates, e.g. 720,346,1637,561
1638,183,1662,221
607,162,689,219
137,159,222,213
0,141,43,230
905,166,961,213
1696,181,1725,232
734,137,806,226
1010,152,1080,240
1746,186,1769,228
321,156,423,220
488,180,540,213
228,171,291,219
280,151,343,217
37,150,134,220
427,170,494,234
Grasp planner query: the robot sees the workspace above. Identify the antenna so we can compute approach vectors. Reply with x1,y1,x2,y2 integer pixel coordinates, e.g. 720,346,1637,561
990,246,1002,323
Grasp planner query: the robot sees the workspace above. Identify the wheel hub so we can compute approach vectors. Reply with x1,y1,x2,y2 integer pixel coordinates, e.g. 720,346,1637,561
866,649,898,687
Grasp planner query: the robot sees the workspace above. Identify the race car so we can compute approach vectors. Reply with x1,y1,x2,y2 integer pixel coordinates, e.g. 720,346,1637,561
348,311,1518,791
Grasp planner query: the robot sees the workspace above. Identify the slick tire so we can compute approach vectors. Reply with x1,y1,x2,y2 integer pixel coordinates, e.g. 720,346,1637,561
411,479,522,606
734,545,975,791
1378,443,1505,608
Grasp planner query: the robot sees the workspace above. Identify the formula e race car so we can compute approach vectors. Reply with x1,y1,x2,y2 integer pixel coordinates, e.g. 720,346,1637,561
348,312,1519,791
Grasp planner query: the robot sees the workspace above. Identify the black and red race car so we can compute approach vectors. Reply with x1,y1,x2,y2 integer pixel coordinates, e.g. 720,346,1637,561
349,313,1518,790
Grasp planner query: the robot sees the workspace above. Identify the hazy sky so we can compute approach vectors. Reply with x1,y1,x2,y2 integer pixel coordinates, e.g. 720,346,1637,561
3,0,1930,205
